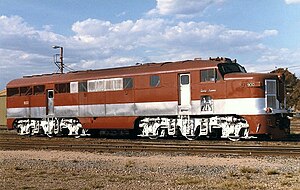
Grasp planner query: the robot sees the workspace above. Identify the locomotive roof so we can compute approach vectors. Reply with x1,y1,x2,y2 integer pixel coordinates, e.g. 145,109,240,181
6,58,230,88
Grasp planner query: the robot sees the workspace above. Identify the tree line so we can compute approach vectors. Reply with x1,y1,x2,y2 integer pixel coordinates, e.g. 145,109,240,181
271,68,300,111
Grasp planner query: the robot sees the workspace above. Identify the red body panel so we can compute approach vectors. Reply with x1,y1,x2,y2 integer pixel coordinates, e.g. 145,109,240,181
245,114,289,139
79,117,137,129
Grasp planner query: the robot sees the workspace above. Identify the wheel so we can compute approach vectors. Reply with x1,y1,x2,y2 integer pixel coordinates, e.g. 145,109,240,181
228,136,240,141
185,135,199,141
148,128,161,140
149,135,159,140
185,127,200,140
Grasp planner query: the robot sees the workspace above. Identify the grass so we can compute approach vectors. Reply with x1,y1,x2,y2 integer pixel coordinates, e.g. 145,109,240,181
175,176,202,185
21,187,36,190
240,167,260,174
266,169,280,175
228,171,239,177
124,160,135,168
14,166,25,171
107,174,136,182
220,180,267,190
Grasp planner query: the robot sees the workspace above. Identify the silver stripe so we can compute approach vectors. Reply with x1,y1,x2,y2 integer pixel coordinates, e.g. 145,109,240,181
55,106,79,117
214,98,266,115
7,107,30,118
135,101,178,116
106,103,135,116
31,107,46,118
7,98,287,118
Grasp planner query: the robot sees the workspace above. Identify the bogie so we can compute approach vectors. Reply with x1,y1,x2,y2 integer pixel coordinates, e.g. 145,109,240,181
138,115,251,141
13,118,86,137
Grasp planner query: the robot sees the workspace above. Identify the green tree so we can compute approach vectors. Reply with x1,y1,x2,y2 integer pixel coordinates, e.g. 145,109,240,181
271,68,300,110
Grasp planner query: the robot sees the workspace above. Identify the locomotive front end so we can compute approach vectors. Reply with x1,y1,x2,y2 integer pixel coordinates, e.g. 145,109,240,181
247,74,290,139
225,71,290,139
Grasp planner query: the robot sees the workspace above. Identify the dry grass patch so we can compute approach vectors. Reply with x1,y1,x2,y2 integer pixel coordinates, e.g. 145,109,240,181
124,160,135,168
266,169,280,175
240,167,259,174
175,176,203,186
218,180,267,190
106,174,137,182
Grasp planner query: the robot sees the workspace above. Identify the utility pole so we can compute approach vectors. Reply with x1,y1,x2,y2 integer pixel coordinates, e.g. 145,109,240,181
52,45,64,73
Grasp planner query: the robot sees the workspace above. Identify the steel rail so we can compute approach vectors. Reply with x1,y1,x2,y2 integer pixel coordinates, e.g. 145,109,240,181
0,138,300,156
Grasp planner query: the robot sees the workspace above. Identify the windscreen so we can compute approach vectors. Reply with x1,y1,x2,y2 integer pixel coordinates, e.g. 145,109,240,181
218,63,247,77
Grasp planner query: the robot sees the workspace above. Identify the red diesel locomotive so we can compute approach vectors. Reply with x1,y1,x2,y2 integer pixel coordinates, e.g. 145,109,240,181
6,57,290,140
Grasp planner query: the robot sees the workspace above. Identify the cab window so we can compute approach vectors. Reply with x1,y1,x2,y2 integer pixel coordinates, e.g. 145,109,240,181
200,69,220,82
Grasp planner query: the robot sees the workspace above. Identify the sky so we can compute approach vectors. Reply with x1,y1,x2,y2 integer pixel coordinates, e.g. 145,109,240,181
1,0,300,89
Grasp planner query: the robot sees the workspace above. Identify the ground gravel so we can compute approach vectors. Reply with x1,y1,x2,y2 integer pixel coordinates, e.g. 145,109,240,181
0,150,300,190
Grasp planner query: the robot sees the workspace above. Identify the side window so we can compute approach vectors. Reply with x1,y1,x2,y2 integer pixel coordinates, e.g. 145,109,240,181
150,75,160,87
180,75,189,85
34,85,45,95
123,78,133,89
48,90,54,98
70,82,78,93
55,83,70,93
87,78,123,92
78,81,87,92
7,88,20,97
200,69,216,82
20,86,32,96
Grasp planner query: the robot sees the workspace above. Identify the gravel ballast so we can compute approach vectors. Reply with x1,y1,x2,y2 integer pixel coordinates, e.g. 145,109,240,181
0,150,300,190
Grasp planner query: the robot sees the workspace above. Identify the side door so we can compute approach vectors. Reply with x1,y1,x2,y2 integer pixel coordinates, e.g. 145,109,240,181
199,68,225,114
178,73,191,115
46,90,54,116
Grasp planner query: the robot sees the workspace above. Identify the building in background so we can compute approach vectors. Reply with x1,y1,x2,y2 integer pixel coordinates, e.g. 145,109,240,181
0,89,6,126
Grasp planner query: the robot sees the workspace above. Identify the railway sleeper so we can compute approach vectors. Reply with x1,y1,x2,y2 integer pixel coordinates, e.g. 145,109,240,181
14,118,89,138
138,115,252,141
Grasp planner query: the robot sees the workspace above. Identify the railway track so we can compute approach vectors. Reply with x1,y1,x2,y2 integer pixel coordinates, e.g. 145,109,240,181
0,136,300,156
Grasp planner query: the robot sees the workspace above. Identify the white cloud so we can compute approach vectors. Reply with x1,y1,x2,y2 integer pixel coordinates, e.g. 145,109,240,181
285,0,300,4
71,18,278,52
0,15,33,35
242,47,300,77
148,0,224,17
0,15,282,89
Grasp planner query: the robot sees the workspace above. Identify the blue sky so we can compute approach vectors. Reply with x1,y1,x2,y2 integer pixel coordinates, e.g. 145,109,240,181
1,0,300,89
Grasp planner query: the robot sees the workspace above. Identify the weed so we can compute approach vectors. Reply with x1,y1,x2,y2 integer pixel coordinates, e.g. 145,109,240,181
221,181,240,189
175,176,202,185
124,160,135,168
240,167,259,174
14,166,24,171
21,186,35,190
107,174,136,182
281,181,291,186
266,169,280,175
92,183,105,189
228,171,239,177
245,174,251,180
285,173,294,178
